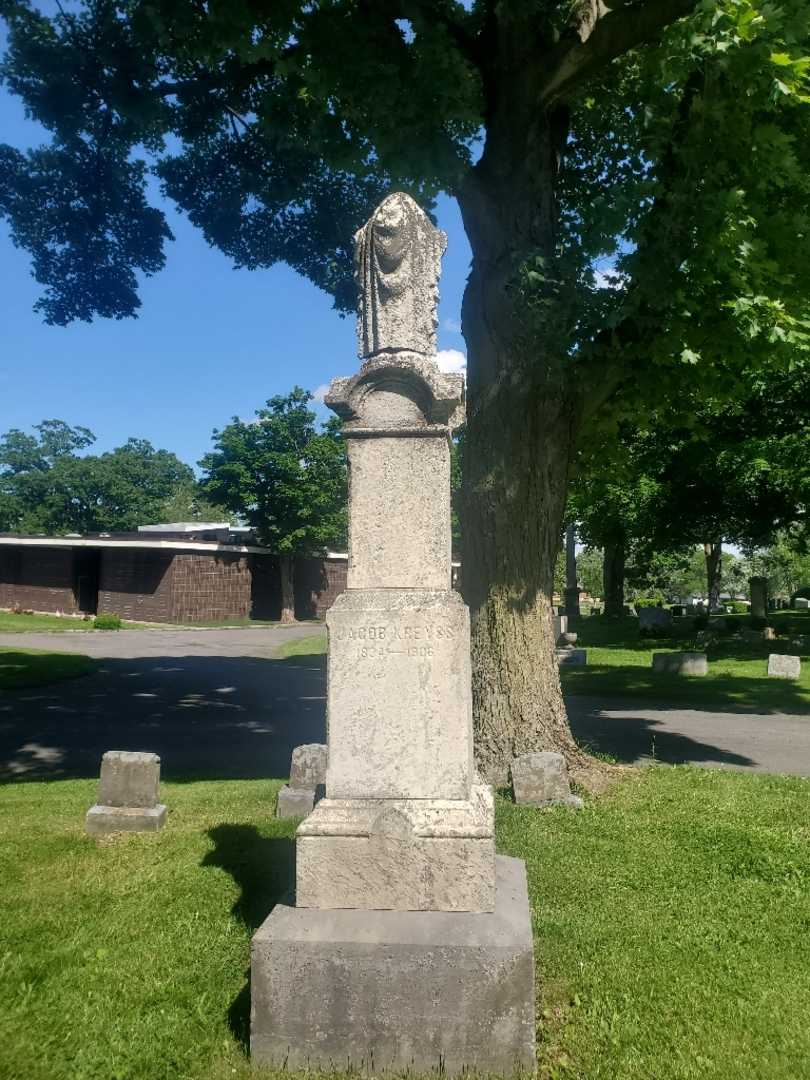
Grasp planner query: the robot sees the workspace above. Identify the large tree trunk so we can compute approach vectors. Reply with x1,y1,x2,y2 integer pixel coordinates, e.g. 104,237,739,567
703,541,722,611
456,77,597,787
279,555,296,625
603,541,626,617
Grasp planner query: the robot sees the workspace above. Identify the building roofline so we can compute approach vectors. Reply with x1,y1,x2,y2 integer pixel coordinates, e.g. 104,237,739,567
0,535,351,559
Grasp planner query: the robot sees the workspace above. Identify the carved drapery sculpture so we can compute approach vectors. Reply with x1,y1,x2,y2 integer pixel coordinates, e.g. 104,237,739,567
354,192,446,359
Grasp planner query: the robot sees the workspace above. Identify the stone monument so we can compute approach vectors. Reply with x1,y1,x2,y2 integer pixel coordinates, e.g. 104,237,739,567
251,193,535,1073
85,750,167,834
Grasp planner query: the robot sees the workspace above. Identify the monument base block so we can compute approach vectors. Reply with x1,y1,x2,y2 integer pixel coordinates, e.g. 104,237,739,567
250,855,535,1075
85,804,167,834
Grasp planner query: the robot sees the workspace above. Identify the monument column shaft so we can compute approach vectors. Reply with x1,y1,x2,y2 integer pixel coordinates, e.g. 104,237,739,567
346,433,452,591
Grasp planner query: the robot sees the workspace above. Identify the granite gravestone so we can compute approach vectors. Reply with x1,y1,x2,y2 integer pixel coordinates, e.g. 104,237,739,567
85,750,167,834
250,193,535,1075
276,743,327,818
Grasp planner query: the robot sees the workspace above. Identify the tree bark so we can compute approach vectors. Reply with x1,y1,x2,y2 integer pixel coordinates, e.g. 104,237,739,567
455,66,596,785
603,541,626,617
279,555,296,624
703,541,722,611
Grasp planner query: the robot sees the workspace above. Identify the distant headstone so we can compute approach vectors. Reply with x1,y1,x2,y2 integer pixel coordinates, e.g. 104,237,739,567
670,605,686,617
559,631,578,647
795,597,810,610
762,626,777,641
556,648,587,666
511,752,583,809
639,607,673,632
276,743,327,818
767,654,801,680
553,613,568,641
652,652,708,676
85,751,167,834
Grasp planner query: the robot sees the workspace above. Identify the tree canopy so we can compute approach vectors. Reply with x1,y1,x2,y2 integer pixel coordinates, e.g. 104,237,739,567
0,419,194,533
199,387,347,554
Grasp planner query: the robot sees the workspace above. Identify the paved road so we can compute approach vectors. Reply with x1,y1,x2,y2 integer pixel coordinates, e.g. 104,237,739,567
1,628,808,780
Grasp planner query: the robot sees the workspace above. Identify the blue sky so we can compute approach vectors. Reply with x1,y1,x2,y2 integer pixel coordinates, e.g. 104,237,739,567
0,25,471,470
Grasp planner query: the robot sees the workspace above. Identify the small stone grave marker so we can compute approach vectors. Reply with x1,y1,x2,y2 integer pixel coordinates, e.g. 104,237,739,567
511,752,583,809
767,654,801,680
276,743,327,818
652,652,708,676
86,750,167,834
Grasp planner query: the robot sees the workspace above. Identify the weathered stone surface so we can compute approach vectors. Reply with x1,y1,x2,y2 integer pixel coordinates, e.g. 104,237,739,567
768,653,801,679
511,752,582,809
345,435,451,590
85,803,166,834
553,613,568,640
559,631,578,646
556,648,587,666
289,743,327,789
276,786,317,819
652,651,708,676
354,192,446,360
639,607,673,632
98,750,160,808
252,191,526,1069
325,589,474,800
297,785,495,912
762,627,777,641
252,855,535,1075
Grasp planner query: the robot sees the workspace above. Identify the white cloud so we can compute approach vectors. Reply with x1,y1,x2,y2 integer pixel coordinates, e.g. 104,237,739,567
442,317,462,334
436,348,467,375
313,383,331,403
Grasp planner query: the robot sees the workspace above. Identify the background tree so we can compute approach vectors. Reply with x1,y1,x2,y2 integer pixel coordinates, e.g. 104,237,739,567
0,420,192,533
199,388,347,623
3,1,810,781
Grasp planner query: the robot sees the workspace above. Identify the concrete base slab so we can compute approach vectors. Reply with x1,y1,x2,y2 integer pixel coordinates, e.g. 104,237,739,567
276,785,316,818
85,803,167,834
250,855,535,1075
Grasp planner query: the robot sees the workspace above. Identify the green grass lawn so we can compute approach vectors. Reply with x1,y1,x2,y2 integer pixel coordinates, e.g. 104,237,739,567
0,647,94,689
0,611,152,633
274,633,328,663
0,768,808,1079
563,613,810,711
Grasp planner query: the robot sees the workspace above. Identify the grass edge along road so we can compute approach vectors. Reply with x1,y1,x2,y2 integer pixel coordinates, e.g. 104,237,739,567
0,611,283,633
0,647,94,690
0,768,808,1080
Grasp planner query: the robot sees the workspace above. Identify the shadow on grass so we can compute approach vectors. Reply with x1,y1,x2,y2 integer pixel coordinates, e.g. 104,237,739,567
563,664,810,714
201,824,295,1051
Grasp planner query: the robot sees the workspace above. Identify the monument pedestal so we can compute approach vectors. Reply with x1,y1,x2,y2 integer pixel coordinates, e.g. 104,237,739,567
251,855,535,1075
250,192,535,1073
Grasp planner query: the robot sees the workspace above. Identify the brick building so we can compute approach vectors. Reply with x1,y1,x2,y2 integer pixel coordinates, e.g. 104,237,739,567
0,525,347,623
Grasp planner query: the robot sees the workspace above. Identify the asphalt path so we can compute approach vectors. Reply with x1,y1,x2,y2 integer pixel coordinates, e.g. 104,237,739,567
1,627,808,781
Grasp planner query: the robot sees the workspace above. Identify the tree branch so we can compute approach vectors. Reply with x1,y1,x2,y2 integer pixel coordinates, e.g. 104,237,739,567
540,0,699,104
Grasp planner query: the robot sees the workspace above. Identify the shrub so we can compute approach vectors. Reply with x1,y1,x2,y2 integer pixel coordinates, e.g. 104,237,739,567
634,597,662,609
728,601,749,614
93,613,122,630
